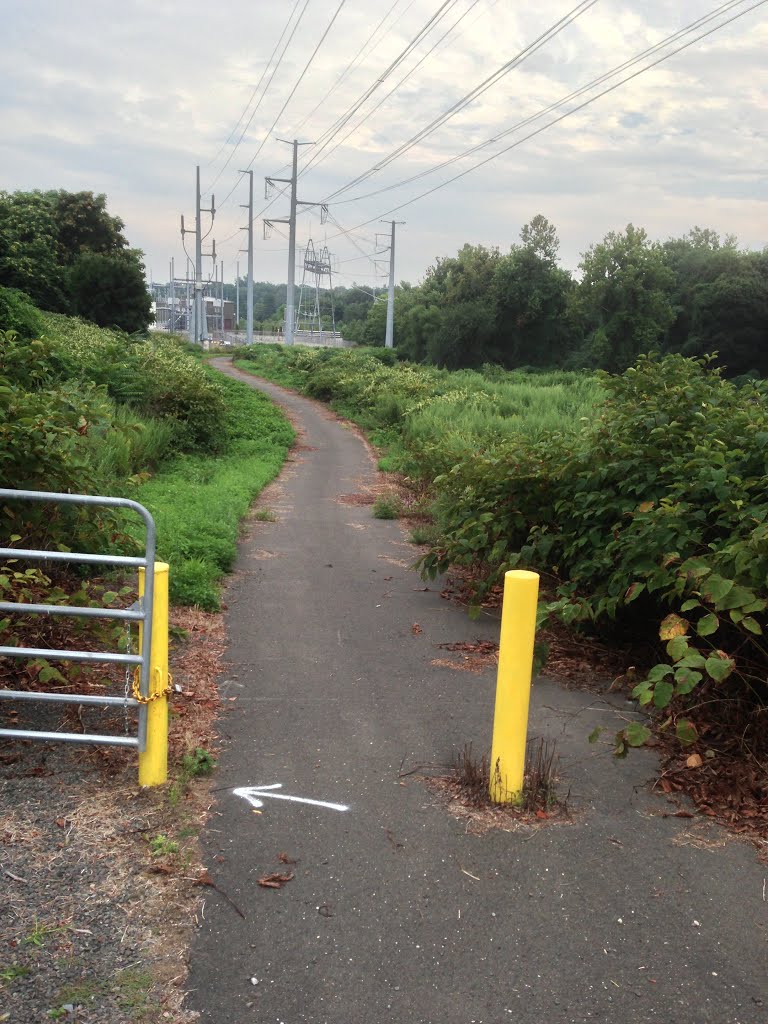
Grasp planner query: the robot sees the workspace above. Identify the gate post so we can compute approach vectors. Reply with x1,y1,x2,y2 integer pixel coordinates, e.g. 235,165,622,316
138,563,170,787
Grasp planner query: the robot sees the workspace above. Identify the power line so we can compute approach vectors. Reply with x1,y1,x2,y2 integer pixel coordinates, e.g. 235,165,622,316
204,0,303,187
325,211,381,272
298,0,489,183
332,0,753,206
288,0,413,137
323,0,767,240
319,0,598,203
297,0,462,176
214,0,345,216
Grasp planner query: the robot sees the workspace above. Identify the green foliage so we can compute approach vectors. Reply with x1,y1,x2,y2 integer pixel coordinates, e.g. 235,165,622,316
68,250,153,333
149,834,179,857
372,494,401,519
0,964,30,985
41,313,227,452
0,317,231,556
417,353,768,727
132,370,293,609
0,189,139,319
181,747,216,777
568,223,675,372
0,287,44,339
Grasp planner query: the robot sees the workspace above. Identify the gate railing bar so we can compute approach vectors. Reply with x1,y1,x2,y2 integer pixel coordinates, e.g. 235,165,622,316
0,690,139,708
0,602,144,620
0,645,142,665
0,548,146,567
0,488,156,751
0,728,138,749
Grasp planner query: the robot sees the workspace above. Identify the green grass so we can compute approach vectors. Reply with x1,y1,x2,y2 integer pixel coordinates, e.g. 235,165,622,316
232,345,601,483
131,369,293,610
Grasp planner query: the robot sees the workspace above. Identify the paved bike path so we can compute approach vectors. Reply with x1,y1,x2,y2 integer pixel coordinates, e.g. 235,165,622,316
187,359,767,1024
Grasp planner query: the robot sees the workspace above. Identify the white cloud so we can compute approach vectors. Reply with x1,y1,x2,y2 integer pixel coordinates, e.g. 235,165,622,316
0,0,765,287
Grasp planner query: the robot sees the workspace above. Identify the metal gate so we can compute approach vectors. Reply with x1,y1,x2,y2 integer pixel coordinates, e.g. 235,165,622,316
0,488,157,751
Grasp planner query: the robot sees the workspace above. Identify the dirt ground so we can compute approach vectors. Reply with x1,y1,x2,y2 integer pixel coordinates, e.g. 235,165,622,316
0,606,225,1024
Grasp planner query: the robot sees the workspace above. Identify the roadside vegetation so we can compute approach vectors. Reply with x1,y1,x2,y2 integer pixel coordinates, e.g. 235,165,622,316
0,310,293,687
234,344,768,766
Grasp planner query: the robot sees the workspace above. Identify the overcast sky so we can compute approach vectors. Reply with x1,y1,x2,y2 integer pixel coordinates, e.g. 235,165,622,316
2,0,766,290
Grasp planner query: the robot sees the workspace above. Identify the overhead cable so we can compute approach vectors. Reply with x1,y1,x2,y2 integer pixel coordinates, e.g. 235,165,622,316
289,0,413,137
299,0,488,182
299,0,461,172
319,0,598,202
323,0,767,240
332,0,753,205
215,0,347,215
204,0,304,190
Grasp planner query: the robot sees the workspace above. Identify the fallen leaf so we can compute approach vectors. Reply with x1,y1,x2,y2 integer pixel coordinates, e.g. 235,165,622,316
686,753,703,769
535,810,549,820
257,872,294,889
278,852,297,865
411,623,423,635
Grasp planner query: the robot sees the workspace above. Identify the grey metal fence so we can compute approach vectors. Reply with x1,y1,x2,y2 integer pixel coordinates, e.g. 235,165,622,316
0,489,157,751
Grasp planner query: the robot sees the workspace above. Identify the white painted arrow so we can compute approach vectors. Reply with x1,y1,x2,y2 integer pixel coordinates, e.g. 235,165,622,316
233,784,349,813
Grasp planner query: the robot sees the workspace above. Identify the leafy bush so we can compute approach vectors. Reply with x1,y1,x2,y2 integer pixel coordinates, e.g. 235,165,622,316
42,313,227,452
0,287,44,339
420,354,768,730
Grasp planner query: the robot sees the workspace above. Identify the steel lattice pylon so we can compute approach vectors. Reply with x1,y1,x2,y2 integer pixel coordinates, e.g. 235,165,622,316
295,239,337,339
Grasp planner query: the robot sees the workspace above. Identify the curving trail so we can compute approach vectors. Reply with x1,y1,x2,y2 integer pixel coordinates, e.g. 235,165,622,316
187,358,767,1024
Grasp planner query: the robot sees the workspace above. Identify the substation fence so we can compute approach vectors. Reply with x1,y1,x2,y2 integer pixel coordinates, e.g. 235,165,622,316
0,489,169,786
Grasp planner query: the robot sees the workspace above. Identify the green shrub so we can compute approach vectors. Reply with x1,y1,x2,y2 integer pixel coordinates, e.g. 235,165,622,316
372,494,401,520
420,354,768,726
41,313,227,452
0,287,44,340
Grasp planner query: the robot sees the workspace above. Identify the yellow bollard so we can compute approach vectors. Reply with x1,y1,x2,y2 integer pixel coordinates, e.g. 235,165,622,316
137,563,169,787
489,569,540,804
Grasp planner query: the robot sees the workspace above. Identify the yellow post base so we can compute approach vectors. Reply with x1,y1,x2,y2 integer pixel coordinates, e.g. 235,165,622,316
489,570,540,804
138,563,169,787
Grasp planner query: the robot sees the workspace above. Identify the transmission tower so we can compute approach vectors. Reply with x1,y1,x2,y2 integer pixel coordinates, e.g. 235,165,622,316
295,239,337,341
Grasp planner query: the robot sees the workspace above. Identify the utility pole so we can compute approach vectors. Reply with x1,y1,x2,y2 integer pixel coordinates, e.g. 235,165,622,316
168,258,175,332
264,139,323,346
380,220,405,349
181,166,215,349
185,258,193,342
220,260,225,336
238,169,254,346
236,259,240,332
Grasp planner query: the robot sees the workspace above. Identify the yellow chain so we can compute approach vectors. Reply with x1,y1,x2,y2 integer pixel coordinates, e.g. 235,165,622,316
132,667,173,704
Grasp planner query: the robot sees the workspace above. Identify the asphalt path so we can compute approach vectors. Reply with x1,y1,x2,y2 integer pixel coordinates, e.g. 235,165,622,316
187,359,767,1024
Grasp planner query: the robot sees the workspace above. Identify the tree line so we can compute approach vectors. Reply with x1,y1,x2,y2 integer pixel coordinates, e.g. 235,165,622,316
223,279,384,337
363,216,768,378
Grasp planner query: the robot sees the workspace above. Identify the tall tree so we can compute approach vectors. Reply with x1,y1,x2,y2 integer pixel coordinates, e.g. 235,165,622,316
493,216,576,367
68,251,152,333
570,224,675,372
0,189,146,323
51,190,129,264
520,213,560,263
686,252,768,377
0,191,69,310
